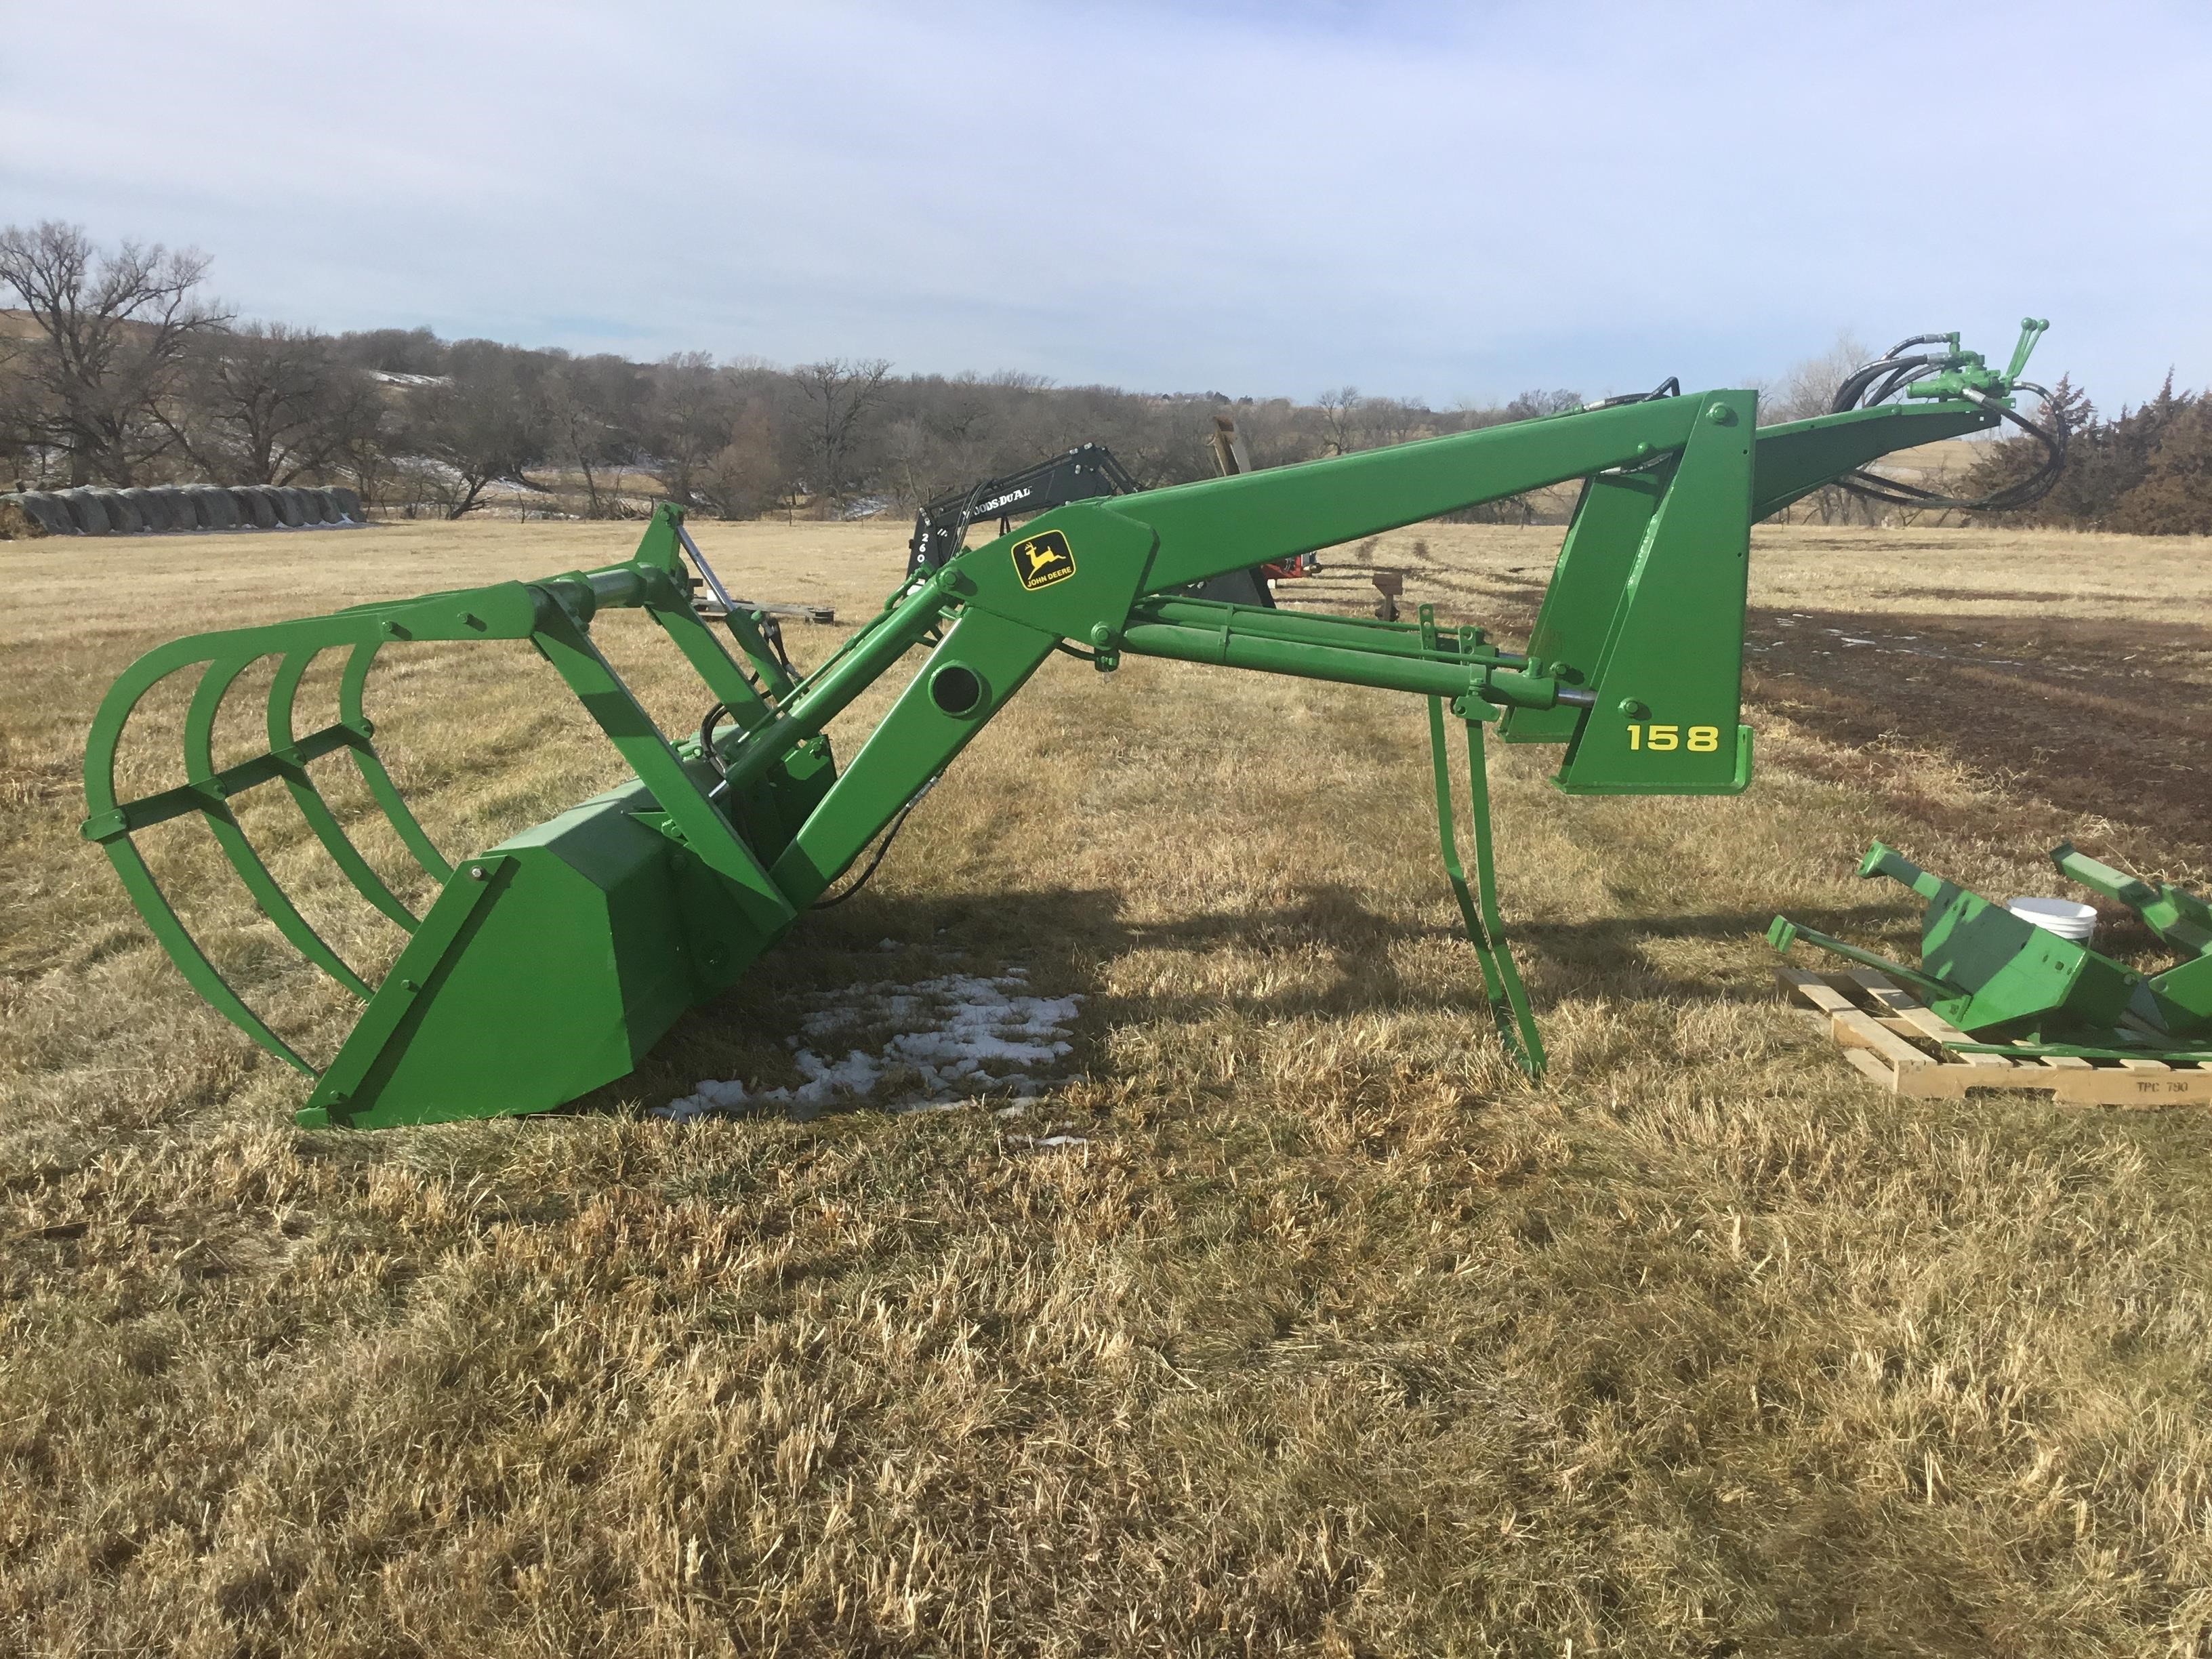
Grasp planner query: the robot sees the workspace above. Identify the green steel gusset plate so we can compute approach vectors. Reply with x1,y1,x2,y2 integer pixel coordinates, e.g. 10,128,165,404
83,329,2044,1126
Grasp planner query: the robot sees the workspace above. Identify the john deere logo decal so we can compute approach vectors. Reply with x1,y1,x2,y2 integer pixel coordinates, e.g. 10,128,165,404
1012,529,1076,592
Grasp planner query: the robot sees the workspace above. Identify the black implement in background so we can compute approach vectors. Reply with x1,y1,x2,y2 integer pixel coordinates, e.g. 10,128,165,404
905,444,1139,576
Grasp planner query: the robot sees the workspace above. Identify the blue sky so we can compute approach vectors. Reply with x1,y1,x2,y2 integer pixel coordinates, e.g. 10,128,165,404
5,0,2205,407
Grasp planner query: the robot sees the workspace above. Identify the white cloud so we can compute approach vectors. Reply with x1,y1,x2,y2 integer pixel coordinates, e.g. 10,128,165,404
3,0,2205,403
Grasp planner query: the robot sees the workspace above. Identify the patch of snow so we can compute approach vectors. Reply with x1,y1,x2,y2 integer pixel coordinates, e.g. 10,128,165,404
655,1076,752,1122
655,969,1082,1122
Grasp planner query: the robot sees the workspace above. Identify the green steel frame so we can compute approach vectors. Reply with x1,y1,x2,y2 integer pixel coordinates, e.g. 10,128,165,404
83,327,2043,1127
1771,840,2212,1058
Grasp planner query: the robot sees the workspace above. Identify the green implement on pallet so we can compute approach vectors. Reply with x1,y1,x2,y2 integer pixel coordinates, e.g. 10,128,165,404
85,323,2053,1127
1769,840,2212,1060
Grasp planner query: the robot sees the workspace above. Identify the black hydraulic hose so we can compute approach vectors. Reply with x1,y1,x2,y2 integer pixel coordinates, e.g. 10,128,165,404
698,701,741,780
1864,361,1936,407
1581,377,1685,473
1828,354,1938,415
813,776,939,909
1584,375,1682,411
1835,385,2066,513
1879,332,1959,359
1828,338,2068,514
1838,415,2064,514
756,611,795,678
697,696,935,909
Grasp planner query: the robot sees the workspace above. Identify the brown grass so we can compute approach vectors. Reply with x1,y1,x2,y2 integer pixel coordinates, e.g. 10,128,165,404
5,518,2212,1656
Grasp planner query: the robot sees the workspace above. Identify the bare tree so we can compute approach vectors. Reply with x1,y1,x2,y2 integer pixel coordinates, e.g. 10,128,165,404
646,352,733,508
1316,386,1366,455
334,325,447,377
0,221,226,483
1762,333,1876,522
405,354,547,518
793,357,890,507
541,355,643,518
163,323,381,485
870,373,1002,508
696,400,790,520
1503,388,1584,422
335,397,400,514
880,415,938,510
1361,396,1427,449
1763,331,1871,425
0,346,49,487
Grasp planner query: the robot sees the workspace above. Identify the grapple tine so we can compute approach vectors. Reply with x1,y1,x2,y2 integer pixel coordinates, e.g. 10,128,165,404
340,640,453,884
266,647,422,933
83,653,321,1076
98,830,321,1076
183,653,375,1000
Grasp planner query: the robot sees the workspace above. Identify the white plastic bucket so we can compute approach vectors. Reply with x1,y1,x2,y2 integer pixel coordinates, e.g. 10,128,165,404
2005,897,2098,942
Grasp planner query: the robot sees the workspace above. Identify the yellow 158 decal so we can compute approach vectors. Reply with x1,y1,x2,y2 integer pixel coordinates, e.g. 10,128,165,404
1626,723,1721,752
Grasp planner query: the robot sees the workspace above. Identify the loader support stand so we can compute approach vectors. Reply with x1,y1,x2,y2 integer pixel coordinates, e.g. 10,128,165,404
1429,693,1544,1078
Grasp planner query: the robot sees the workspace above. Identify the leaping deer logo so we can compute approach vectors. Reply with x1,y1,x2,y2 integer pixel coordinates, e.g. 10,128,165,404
1012,531,1076,590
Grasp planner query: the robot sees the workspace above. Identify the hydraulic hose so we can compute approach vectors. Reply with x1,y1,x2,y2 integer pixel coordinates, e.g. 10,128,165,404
1828,338,2068,515
1584,375,1682,412
812,775,939,908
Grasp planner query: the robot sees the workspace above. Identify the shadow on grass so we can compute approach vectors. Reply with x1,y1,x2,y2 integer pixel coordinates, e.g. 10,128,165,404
583,884,1921,1121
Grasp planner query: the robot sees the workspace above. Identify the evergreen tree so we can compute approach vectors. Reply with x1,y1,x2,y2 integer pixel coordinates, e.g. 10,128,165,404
2109,394,2212,534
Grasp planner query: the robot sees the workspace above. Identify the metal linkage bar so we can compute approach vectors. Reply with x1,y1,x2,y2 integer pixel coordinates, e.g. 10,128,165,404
714,565,956,796
1129,595,1521,663
1115,617,1589,714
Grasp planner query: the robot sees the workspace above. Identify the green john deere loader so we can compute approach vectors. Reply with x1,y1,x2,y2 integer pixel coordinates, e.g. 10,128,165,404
82,321,2068,1127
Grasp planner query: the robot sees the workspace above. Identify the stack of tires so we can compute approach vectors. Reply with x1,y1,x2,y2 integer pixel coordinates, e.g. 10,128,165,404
0,483,366,536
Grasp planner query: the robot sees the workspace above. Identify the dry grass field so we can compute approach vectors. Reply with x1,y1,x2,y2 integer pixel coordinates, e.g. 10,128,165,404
5,512,2212,1656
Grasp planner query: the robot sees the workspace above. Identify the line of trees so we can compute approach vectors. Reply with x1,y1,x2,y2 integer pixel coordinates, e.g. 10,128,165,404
0,222,1574,525
8,222,2203,533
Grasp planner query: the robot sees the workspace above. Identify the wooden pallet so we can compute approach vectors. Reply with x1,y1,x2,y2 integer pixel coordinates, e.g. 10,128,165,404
1776,967,2212,1107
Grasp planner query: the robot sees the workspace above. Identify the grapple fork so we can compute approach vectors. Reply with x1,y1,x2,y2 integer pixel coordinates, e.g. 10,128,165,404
81,512,832,1123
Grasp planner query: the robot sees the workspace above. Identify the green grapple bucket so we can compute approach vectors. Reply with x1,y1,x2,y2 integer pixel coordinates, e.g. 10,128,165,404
81,510,834,1128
